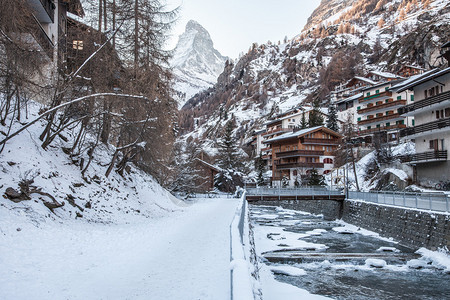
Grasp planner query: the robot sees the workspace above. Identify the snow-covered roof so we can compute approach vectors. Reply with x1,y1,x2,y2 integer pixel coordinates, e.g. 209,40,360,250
336,92,363,104
352,76,378,85
194,158,221,172
395,67,450,92
263,126,341,144
367,71,403,79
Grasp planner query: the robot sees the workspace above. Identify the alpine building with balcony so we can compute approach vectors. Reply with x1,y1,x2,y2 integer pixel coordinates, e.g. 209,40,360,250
396,49,450,185
263,126,341,187
356,80,414,144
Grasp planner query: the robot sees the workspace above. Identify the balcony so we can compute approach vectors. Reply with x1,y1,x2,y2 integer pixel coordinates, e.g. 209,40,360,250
358,124,406,135
301,138,340,145
399,118,450,138
358,113,402,125
360,91,392,103
263,127,293,138
275,162,325,170
275,150,324,158
358,99,406,114
399,90,450,115
27,0,55,23
400,150,447,164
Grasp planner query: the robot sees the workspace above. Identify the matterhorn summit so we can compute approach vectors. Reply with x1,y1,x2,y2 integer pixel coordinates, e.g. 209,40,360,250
171,20,228,108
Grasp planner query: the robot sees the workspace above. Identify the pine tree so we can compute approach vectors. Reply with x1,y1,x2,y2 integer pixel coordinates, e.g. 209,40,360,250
377,17,385,28
308,100,324,128
215,120,243,192
326,104,339,132
300,111,307,129
307,168,325,186
255,152,266,186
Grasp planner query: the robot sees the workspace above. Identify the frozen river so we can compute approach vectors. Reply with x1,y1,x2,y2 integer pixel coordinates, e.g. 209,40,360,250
250,205,450,300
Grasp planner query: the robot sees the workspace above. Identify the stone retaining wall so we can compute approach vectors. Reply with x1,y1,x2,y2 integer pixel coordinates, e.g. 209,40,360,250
249,198,450,250
342,199,450,250
249,199,343,221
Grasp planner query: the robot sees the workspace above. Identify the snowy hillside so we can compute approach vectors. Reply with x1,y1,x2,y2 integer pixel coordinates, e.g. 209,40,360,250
179,0,450,157
171,20,228,108
0,101,184,226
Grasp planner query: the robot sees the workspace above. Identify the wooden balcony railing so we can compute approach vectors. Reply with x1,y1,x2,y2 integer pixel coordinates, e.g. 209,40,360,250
301,138,340,145
399,91,450,115
275,150,324,158
263,127,293,137
358,113,402,125
399,118,450,137
359,124,406,135
358,99,406,114
399,150,447,163
360,91,392,103
274,162,324,169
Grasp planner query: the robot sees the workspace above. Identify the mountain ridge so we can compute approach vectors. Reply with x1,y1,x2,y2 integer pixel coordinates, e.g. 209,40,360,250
171,20,228,108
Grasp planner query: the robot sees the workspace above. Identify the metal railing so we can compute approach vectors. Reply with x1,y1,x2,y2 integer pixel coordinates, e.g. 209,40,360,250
230,192,256,300
399,118,450,137
246,186,343,196
246,187,449,213
399,150,447,163
399,90,450,115
348,190,450,212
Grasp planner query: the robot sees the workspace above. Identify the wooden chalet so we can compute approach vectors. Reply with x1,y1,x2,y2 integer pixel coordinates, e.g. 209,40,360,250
263,126,342,186
193,158,220,192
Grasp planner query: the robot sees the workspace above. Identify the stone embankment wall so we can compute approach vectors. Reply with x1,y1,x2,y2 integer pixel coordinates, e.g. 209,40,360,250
249,199,343,221
342,200,450,251
249,198,450,250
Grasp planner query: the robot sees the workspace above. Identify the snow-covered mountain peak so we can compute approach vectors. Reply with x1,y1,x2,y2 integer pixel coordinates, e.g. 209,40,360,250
171,20,228,108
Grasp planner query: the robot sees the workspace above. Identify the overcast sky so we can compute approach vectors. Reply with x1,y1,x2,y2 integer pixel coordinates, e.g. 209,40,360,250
165,0,321,59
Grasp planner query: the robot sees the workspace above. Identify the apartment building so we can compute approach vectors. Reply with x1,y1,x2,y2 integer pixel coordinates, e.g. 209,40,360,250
397,66,450,185
356,81,414,144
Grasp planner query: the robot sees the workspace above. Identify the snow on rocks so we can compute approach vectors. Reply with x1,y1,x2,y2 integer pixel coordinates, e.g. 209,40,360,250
365,259,387,268
270,265,307,276
376,247,400,253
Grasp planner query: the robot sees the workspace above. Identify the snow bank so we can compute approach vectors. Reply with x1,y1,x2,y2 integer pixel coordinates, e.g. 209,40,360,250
230,193,261,300
270,265,307,276
416,248,450,273
0,101,182,227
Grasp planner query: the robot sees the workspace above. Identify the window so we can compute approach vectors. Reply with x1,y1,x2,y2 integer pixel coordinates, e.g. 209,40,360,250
367,126,371,129
367,92,371,97
357,117,361,121
397,96,401,100
293,170,297,176
72,40,84,50
385,99,389,103
410,95,414,102
386,122,390,127
376,124,381,128
412,119,415,126
357,106,361,110
385,87,389,91
425,90,428,99
376,89,380,94
324,158,333,164
445,108,450,118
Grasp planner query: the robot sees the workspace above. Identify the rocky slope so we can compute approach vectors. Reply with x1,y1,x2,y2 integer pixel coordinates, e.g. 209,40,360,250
171,20,228,108
179,0,450,160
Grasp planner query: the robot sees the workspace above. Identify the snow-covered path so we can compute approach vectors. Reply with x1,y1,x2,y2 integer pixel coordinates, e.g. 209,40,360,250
0,197,240,300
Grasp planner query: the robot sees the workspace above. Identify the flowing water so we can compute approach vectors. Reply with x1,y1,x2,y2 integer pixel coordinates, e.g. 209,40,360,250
250,205,450,300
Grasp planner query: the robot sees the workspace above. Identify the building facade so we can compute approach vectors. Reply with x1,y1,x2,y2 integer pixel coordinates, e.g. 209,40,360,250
398,67,450,185
356,81,414,144
263,126,341,187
